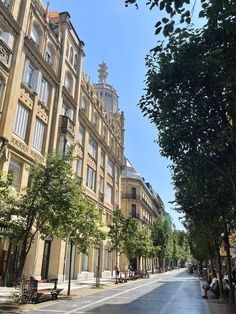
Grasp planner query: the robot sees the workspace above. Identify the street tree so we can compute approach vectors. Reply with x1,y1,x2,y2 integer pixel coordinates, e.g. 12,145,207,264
1,152,101,285
152,217,171,272
108,209,125,282
133,226,154,271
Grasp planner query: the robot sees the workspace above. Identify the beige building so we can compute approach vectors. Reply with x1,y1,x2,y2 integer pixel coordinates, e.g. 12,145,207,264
0,0,124,283
120,159,165,271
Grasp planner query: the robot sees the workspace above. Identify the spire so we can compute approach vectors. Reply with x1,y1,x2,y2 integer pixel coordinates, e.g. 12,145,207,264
98,62,108,83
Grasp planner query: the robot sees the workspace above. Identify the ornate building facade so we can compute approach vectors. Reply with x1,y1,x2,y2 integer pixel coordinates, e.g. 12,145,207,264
0,0,124,282
120,159,166,270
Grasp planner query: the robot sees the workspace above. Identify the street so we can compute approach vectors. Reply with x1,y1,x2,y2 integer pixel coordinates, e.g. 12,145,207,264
23,269,210,314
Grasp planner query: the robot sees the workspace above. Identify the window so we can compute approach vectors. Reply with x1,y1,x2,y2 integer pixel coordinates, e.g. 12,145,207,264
62,104,73,120
131,187,136,199
66,41,69,57
88,137,97,159
92,111,98,126
74,53,78,69
1,0,10,7
8,160,22,190
110,136,114,150
78,125,85,146
106,183,113,204
45,47,52,65
13,103,29,140
76,158,82,179
107,159,113,176
99,176,104,202
80,96,87,113
69,47,73,64
23,60,34,88
32,119,45,152
102,126,107,140
115,189,119,205
23,59,40,91
39,78,49,105
86,166,96,191
30,24,41,48
131,204,136,218
64,72,73,93
100,150,105,168
0,27,11,48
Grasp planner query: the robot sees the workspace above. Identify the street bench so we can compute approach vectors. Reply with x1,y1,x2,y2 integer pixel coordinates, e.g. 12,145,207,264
20,277,63,303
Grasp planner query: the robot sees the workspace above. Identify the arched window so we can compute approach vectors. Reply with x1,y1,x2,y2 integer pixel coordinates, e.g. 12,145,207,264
30,23,42,48
69,47,74,64
64,72,73,94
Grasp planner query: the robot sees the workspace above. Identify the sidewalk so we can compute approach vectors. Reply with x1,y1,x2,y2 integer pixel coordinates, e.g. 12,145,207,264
0,276,117,313
199,278,236,314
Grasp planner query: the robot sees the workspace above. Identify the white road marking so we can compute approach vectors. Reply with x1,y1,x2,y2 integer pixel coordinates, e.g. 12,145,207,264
65,277,164,314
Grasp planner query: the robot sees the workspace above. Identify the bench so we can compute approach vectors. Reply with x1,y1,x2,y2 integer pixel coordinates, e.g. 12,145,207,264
20,278,63,303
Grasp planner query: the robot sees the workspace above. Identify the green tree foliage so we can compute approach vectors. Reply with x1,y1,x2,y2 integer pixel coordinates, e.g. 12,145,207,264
122,216,139,260
125,0,236,299
108,209,125,266
152,216,171,271
2,153,101,283
125,0,236,37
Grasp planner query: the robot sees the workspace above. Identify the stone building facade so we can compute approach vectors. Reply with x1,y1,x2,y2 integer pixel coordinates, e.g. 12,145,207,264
0,0,124,282
120,159,166,271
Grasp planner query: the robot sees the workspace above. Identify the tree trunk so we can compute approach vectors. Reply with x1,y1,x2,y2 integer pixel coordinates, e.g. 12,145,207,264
67,241,73,296
216,249,224,300
224,234,235,303
96,244,101,288
3,242,12,287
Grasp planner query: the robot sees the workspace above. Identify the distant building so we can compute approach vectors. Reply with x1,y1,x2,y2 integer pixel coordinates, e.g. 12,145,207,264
120,158,166,270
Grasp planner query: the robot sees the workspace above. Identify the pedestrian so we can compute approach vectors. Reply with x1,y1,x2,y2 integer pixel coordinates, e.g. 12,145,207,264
202,271,219,299
115,264,120,277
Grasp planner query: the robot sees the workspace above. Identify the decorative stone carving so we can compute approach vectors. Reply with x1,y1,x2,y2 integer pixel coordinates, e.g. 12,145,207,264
20,84,34,108
11,137,28,153
77,145,83,157
0,40,10,65
37,103,48,123
87,155,96,170
30,149,44,163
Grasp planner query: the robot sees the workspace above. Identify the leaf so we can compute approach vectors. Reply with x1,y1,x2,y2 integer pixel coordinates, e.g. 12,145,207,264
155,21,162,28
155,26,162,35
162,17,169,23
163,23,174,36
160,1,165,10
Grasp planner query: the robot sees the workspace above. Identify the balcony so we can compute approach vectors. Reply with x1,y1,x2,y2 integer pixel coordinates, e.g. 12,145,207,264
122,193,140,200
59,115,75,137
130,213,140,219
0,38,12,67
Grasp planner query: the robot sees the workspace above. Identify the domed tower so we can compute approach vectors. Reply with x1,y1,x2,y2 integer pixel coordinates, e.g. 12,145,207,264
94,62,119,114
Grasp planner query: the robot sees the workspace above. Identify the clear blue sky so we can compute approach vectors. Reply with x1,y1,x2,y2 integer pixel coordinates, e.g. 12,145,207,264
47,0,186,230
